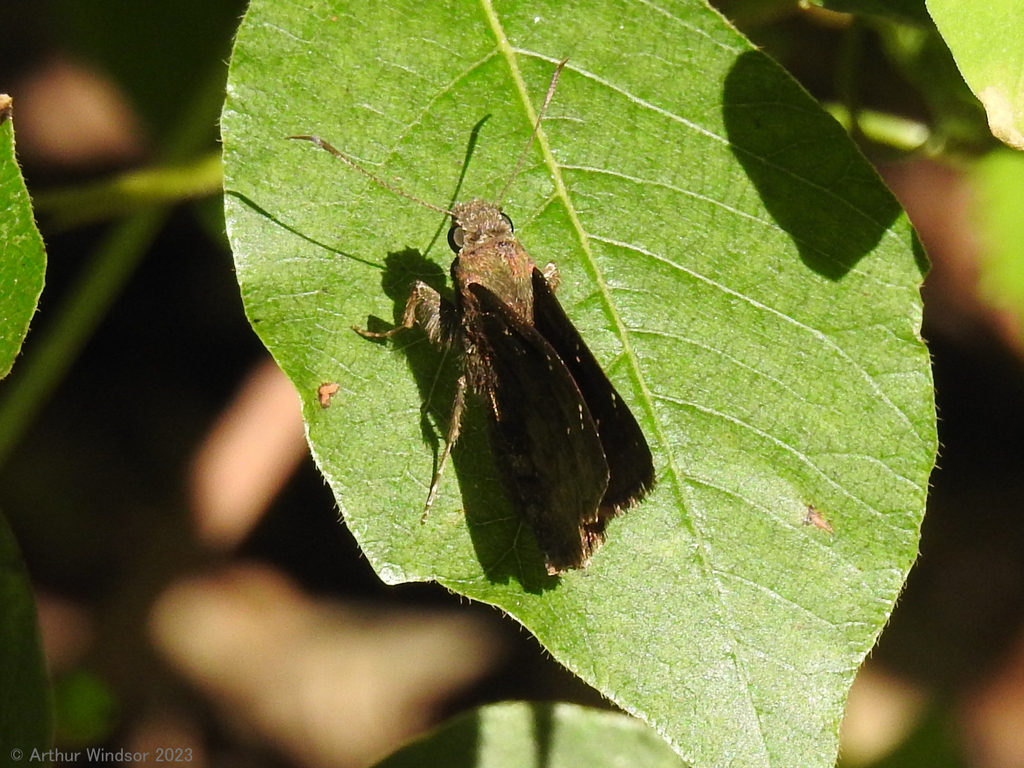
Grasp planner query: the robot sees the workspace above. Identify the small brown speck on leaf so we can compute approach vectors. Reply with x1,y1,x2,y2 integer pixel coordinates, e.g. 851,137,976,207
318,382,340,408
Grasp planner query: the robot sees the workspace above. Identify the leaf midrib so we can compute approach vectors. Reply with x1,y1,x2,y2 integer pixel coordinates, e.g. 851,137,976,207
479,4,779,764
479,8,687,545
479,10,669,474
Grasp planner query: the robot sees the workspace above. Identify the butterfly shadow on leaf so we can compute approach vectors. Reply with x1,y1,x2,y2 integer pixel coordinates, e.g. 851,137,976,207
361,247,556,594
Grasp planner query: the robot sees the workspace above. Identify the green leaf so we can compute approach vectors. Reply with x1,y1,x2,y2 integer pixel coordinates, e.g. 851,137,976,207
0,97,52,756
375,702,683,768
222,2,936,766
0,98,46,381
973,149,1024,325
0,511,53,756
926,0,1024,149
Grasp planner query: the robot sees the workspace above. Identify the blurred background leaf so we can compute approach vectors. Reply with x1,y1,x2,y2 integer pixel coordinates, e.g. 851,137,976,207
0,97,46,379
926,0,1024,150
807,0,932,23
973,150,1024,323
0,95,52,759
0,511,52,758
374,702,684,768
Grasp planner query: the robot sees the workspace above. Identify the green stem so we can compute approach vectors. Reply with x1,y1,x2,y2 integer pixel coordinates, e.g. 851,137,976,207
0,63,227,467
32,152,223,232
0,210,167,466
836,18,865,144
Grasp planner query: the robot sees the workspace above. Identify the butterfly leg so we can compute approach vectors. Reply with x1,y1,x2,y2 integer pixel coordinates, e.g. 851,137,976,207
421,373,468,522
353,280,455,346
353,281,465,522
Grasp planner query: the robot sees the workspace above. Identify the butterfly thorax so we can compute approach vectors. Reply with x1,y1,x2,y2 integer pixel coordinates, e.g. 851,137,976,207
450,199,536,325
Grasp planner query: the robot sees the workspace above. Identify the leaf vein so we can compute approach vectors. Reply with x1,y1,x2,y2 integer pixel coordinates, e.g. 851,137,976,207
655,392,889,520
592,235,922,442
562,165,910,290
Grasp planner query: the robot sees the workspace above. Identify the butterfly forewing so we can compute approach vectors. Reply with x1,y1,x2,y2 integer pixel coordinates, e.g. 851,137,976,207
468,282,610,572
530,270,655,512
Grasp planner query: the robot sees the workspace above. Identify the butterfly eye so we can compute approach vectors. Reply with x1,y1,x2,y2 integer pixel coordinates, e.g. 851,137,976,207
447,224,464,253
500,212,514,232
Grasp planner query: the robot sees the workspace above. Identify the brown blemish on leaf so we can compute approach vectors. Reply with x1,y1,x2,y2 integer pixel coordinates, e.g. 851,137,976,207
317,382,340,408
803,505,834,534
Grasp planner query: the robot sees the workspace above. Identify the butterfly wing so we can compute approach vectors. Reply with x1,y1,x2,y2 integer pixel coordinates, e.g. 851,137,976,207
530,268,655,513
467,282,610,573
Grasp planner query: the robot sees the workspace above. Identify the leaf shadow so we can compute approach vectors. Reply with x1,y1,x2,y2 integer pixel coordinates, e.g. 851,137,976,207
364,247,556,594
722,50,903,281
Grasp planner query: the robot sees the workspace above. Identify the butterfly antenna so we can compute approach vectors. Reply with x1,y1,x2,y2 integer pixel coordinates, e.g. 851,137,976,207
497,58,568,204
288,135,454,216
